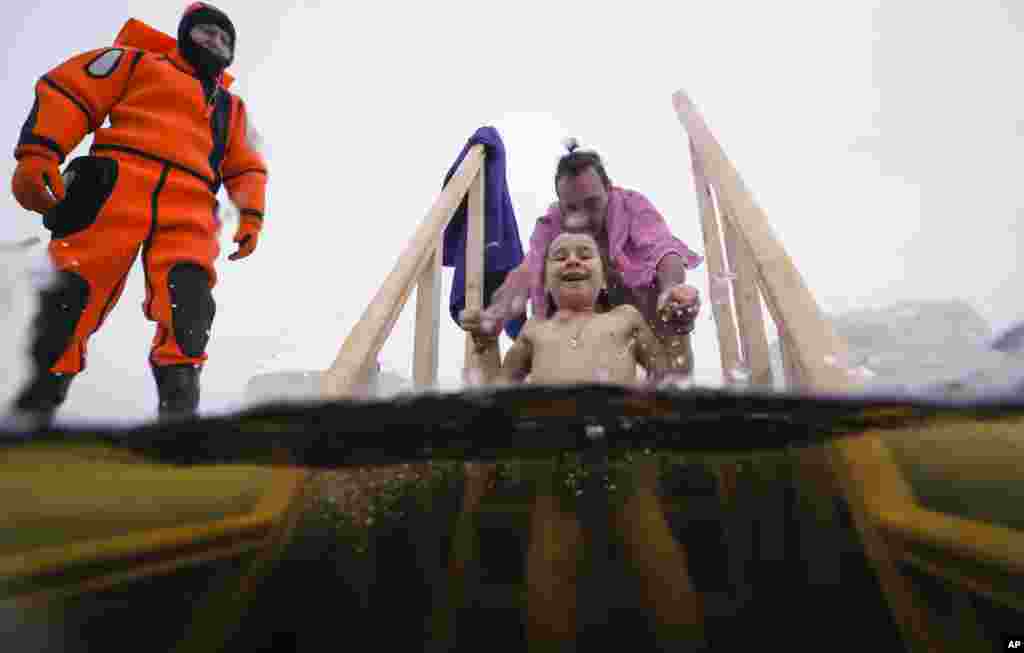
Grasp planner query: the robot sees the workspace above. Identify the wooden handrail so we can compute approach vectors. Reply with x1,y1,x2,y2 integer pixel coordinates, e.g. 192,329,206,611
413,240,443,388
461,164,488,375
673,89,958,651
722,213,773,389
321,145,486,398
691,142,741,385
674,92,851,394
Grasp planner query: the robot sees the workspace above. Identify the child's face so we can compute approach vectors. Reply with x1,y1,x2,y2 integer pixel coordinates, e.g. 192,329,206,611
545,233,606,310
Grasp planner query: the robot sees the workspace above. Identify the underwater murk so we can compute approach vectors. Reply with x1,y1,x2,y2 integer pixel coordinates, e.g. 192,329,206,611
2,382,1022,652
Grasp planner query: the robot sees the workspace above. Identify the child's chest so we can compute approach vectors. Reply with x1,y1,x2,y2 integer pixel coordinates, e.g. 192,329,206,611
530,318,640,385
536,316,635,353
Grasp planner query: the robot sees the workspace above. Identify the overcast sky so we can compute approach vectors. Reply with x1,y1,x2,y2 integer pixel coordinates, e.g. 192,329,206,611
1,1,1021,423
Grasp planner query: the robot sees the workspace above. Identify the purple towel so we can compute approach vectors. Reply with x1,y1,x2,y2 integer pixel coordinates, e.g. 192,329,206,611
442,126,526,338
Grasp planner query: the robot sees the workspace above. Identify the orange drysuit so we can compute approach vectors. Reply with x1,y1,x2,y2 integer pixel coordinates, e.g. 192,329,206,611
13,19,267,375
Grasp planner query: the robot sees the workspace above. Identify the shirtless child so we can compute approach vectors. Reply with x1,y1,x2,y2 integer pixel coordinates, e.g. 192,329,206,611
461,232,671,386
460,232,704,651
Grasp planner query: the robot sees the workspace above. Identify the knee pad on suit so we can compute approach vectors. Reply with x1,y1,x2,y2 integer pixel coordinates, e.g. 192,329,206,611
167,263,215,358
30,270,89,370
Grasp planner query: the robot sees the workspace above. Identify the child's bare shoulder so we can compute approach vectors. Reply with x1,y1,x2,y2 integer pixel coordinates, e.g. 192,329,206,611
607,303,645,324
518,317,541,341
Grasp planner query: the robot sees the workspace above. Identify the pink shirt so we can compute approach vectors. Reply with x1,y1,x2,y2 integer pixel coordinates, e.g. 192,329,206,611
524,186,703,318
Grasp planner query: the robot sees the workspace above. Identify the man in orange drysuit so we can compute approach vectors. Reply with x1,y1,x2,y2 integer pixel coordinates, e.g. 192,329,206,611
10,3,267,425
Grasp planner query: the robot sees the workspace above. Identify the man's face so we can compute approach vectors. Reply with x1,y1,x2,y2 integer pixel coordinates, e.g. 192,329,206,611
557,166,609,235
189,23,233,61
545,233,606,310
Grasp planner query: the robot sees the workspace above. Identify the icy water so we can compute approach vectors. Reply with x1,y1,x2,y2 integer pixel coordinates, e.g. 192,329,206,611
2,384,1022,651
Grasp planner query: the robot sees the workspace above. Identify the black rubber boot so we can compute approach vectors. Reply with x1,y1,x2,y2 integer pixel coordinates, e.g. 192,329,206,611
12,371,75,430
152,364,201,422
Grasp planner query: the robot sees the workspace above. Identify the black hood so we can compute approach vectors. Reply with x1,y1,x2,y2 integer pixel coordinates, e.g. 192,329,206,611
177,2,236,81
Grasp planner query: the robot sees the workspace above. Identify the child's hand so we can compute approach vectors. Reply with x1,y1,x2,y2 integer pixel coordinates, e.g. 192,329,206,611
460,309,483,335
459,308,499,352
460,309,499,337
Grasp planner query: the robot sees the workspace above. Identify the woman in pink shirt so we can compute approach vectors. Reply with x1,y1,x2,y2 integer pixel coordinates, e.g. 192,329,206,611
480,140,704,375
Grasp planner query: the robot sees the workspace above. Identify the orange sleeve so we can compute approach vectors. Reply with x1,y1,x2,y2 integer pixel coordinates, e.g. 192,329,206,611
15,47,143,163
222,97,268,218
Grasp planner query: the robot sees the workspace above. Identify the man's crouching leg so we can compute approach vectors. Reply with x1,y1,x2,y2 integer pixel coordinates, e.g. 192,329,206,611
149,262,215,422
